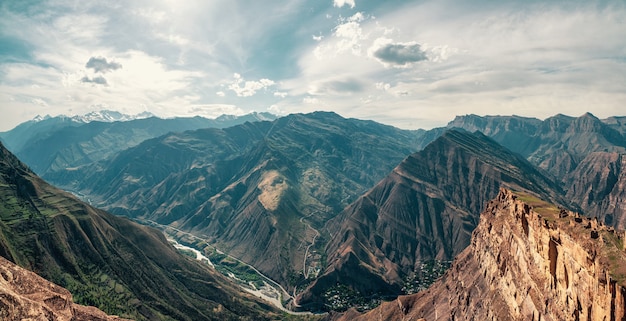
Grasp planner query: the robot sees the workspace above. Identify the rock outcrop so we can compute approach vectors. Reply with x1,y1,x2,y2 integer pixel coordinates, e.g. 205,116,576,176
0,256,129,321
331,188,626,320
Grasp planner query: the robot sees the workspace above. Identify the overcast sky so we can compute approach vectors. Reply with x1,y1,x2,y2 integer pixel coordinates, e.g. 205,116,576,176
1,0,625,131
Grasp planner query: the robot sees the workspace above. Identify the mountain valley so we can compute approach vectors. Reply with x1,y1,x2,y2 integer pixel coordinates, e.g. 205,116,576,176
0,140,289,320
2,110,626,319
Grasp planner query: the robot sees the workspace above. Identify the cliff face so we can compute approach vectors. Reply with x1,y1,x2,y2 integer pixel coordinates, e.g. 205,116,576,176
0,256,129,321
333,188,626,321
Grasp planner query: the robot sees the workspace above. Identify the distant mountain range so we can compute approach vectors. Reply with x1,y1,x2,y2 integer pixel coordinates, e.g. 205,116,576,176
3,109,626,316
0,111,277,177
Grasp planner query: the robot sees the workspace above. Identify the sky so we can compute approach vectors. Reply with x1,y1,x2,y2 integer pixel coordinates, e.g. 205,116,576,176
1,0,625,131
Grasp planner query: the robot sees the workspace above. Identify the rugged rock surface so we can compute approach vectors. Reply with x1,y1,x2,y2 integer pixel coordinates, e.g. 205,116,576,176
0,256,129,321
297,129,571,309
331,188,626,321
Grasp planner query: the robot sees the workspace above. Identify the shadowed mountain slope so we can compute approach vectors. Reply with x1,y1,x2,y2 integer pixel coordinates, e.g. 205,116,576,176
297,129,571,310
0,141,282,320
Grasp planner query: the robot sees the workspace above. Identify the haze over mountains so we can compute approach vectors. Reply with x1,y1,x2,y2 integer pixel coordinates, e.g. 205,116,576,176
2,109,626,318
0,110,276,178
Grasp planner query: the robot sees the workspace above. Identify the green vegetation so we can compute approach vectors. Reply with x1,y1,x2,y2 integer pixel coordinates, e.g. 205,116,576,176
514,191,561,218
321,284,382,312
402,260,452,294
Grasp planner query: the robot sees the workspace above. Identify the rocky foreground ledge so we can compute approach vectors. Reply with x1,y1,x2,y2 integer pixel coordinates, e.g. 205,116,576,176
0,256,130,321
331,188,626,320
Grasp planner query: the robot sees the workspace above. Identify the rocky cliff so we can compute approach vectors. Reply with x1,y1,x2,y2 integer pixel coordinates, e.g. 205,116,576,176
331,188,626,320
0,256,129,321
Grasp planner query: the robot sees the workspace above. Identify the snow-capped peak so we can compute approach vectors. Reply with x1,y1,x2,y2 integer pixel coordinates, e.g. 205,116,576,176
32,114,52,122
70,110,155,123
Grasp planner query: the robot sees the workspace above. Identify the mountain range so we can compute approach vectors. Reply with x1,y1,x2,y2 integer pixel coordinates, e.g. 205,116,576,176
44,111,423,291
0,111,276,177
2,110,626,317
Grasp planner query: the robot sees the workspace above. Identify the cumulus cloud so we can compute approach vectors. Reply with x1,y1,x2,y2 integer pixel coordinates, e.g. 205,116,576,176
81,75,108,86
372,41,427,66
228,73,275,97
85,56,122,73
333,0,356,9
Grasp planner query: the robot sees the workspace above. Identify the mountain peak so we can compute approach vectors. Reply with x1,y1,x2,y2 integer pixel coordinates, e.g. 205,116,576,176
70,110,156,123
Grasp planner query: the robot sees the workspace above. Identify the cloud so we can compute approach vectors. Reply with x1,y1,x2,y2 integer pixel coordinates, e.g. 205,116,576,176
81,75,108,86
228,73,276,97
216,91,226,97
268,104,287,115
274,91,288,98
31,98,48,107
333,0,356,9
188,104,245,118
85,57,122,73
303,96,319,104
310,78,364,95
371,41,427,66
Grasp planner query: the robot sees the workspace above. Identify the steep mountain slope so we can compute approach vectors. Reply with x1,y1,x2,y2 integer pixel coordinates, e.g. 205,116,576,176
297,129,570,309
604,116,626,136
442,113,626,227
0,111,276,178
0,256,130,321
331,189,626,321
447,113,626,178
56,112,422,291
565,152,626,227
0,141,281,320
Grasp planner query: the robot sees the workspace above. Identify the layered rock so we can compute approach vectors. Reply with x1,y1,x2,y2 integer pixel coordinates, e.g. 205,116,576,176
332,188,626,320
0,256,129,321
